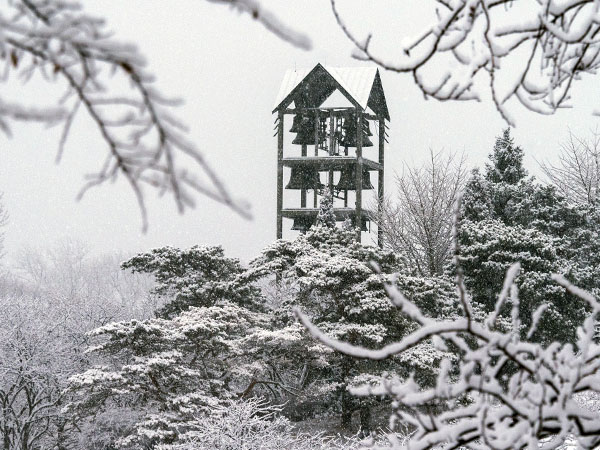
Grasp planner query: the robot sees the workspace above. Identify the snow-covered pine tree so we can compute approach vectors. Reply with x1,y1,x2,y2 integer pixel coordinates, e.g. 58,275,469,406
68,245,269,448
316,187,336,228
485,128,527,185
246,225,452,433
121,245,262,318
460,129,595,344
68,304,268,448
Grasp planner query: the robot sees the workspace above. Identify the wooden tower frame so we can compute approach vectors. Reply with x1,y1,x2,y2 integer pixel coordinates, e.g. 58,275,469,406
272,64,389,246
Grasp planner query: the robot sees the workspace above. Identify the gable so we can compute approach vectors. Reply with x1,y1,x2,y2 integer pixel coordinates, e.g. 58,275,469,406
273,64,389,120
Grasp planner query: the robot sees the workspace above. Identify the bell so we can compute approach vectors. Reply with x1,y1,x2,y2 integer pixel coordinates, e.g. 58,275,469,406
291,216,314,233
355,217,368,232
292,115,317,145
286,166,322,190
289,114,302,133
362,170,374,189
335,167,374,191
339,116,373,147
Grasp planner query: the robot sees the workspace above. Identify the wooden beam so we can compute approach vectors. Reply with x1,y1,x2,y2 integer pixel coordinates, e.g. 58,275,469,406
314,109,320,150
277,111,284,240
283,107,355,114
378,118,385,249
301,144,307,208
355,110,363,242
328,110,334,192
282,208,369,220
282,156,382,171
283,108,380,123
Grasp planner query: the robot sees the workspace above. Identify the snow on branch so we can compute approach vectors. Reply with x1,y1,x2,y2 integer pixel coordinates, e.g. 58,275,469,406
207,0,312,50
0,0,256,230
295,262,600,448
331,0,600,124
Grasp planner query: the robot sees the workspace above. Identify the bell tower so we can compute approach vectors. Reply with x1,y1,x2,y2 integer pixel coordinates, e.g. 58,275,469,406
272,64,389,245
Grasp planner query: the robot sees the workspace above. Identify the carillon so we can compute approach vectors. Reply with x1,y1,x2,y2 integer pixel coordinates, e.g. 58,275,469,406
285,167,322,190
291,216,315,233
336,167,373,191
273,64,390,245
339,115,373,148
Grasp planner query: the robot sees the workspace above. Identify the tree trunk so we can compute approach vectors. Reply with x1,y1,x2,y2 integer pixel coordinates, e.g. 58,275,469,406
359,401,372,437
55,418,68,450
341,389,353,430
340,357,354,430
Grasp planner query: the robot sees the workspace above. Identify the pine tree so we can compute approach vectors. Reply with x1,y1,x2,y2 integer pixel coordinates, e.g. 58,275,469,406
69,245,269,447
67,304,267,448
462,168,492,222
121,245,262,318
316,187,336,228
246,225,451,432
460,130,593,345
485,128,527,185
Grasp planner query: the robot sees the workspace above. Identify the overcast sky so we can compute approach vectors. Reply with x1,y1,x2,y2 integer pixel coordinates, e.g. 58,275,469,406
1,0,599,265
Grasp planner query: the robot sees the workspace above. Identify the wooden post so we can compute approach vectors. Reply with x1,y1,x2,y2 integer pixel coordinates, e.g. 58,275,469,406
355,110,363,242
314,109,320,151
301,144,307,208
328,110,334,193
314,109,319,208
344,144,348,207
328,110,335,156
378,118,385,248
277,111,284,240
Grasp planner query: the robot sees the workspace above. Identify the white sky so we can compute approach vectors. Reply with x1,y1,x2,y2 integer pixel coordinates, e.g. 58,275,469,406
1,0,599,265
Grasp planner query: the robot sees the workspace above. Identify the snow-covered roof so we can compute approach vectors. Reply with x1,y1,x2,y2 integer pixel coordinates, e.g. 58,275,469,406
273,64,389,120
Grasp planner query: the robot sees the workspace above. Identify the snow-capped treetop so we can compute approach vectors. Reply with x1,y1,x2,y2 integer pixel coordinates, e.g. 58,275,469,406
316,187,337,229
485,128,527,185
121,245,263,318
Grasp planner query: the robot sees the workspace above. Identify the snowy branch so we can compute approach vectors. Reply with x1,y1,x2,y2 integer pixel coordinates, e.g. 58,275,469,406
207,0,312,50
0,0,255,230
331,0,600,124
296,262,600,448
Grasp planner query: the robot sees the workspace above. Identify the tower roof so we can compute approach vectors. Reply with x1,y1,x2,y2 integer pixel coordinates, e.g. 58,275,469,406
273,63,389,120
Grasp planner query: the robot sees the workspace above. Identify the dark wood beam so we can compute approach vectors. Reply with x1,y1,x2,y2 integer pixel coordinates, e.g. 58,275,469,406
378,118,385,248
355,110,363,242
328,110,334,191
283,108,383,123
282,156,382,171
277,111,284,240
301,144,307,208
282,208,370,220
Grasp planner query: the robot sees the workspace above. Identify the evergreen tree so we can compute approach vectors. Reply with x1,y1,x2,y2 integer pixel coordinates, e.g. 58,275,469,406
316,187,336,228
246,225,452,432
462,168,492,222
460,130,593,344
484,128,527,185
121,245,262,318
69,245,269,447
68,304,267,448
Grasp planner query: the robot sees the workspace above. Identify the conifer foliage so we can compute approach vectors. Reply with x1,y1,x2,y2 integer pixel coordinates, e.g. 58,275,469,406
316,187,337,228
121,245,261,318
68,245,269,448
460,129,600,344
247,224,450,432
